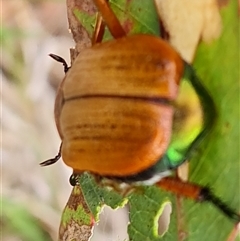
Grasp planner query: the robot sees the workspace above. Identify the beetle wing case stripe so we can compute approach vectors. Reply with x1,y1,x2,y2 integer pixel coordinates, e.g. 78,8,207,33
63,34,183,101
60,97,173,176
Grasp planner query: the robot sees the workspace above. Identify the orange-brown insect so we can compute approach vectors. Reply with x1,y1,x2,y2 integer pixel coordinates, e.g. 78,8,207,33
41,0,240,222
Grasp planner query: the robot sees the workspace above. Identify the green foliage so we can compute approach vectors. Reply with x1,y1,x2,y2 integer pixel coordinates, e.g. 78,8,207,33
75,0,159,40
79,173,127,218
185,1,239,240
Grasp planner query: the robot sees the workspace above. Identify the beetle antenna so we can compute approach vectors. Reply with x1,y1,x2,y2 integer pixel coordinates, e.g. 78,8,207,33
40,143,62,166
49,53,70,73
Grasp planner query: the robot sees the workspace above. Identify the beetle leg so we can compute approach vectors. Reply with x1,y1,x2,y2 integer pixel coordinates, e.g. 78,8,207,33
157,176,240,223
49,53,70,73
93,0,126,39
40,143,62,166
92,13,105,45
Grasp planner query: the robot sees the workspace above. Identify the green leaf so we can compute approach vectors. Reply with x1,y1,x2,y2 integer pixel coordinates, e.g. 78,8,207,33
59,173,127,240
78,173,127,217
109,0,160,35
184,1,239,240
74,0,159,40
128,186,178,241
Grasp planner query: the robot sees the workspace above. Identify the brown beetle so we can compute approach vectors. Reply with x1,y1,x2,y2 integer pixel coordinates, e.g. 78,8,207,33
41,0,240,222
56,34,183,177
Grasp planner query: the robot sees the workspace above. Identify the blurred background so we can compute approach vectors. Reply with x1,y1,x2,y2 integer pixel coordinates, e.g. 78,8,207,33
2,0,238,241
2,0,128,240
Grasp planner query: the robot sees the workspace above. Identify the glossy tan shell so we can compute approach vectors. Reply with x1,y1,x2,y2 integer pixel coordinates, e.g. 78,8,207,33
55,34,184,176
